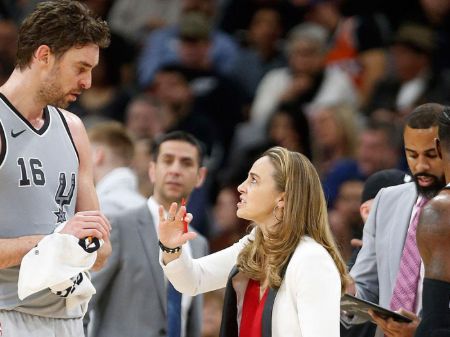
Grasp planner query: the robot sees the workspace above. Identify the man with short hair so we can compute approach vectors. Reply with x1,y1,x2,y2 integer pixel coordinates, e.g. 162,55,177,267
88,121,146,217
0,1,111,336
349,103,446,337
87,131,209,337
415,107,450,337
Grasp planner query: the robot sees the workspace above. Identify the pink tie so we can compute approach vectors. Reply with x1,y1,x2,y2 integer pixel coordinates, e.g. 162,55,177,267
390,197,428,312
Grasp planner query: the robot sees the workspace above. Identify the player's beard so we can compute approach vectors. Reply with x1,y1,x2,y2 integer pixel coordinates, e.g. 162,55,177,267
38,66,70,108
413,172,446,199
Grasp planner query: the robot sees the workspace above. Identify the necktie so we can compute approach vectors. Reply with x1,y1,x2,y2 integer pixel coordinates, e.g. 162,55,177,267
390,197,428,312
167,281,182,337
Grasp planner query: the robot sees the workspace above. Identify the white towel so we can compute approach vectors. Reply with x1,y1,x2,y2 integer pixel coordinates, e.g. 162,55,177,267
18,232,97,311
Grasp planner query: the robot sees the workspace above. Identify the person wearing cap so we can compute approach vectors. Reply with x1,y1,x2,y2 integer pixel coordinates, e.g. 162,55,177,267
137,0,239,88
415,106,450,337
365,24,450,120
343,169,410,337
348,103,446,337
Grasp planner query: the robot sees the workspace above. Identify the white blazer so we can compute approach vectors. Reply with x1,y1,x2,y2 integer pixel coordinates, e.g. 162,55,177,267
160,233,342,337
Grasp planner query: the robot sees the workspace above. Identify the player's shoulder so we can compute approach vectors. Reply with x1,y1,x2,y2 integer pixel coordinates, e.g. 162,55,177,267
427,188,450,211
57,108,84,129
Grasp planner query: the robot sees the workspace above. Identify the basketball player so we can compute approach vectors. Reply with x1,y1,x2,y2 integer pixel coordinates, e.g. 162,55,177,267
0,1,111,336
415,107,450,337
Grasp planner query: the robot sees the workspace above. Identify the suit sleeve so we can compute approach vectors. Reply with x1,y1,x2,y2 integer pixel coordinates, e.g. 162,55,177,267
350,189,383,304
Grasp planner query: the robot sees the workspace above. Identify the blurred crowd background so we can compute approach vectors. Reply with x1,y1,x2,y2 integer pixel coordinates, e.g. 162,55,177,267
1,1,449,335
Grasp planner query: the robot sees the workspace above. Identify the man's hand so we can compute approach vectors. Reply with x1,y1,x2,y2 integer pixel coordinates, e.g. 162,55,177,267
59,210,111,241
369,309,420,337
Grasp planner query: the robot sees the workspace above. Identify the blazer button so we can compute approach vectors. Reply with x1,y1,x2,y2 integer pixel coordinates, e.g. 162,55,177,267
159,328,166,336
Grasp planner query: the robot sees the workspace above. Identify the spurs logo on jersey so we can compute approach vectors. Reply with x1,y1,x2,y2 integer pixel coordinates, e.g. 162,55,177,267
54,172,76,223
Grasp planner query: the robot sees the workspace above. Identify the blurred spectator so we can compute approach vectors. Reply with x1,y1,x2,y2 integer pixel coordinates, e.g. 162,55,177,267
304,0,390,106
125,94,165,140
131,138,154,199
229,6,286,99
329,179,364,262
137,1,239,88
150,65,219,157
107,0,182,43
0,0,42,25
208,185,249,252
218,0,307,37
224,103,311,187
81,0,138,87
309,104,359,178
366,24,450,121
404,0,450,72
250,22,357,129
88,122,146,217
323,121,400,207
0,19,17,85
201,290,225,337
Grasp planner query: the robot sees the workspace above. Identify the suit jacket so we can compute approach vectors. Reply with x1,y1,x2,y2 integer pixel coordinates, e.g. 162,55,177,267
162,234,341,337
350,182,418,337
86,204,209,337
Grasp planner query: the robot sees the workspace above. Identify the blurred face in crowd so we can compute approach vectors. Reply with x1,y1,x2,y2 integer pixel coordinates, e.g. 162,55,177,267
334,180,364,227
404,126,445,198
269,112,303,152
213,187,241,231
178,38,211,70
153,71,192,107
357,129,397,177
310,108,342,149
125,99,163,140
237,156,284,227
391,44,429,82
150,140,206,207
248,8,282,50
288,39,324,75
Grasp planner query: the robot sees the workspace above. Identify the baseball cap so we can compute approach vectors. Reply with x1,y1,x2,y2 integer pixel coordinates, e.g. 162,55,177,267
178,12,212,41
361,169,411,203
392,24,436,55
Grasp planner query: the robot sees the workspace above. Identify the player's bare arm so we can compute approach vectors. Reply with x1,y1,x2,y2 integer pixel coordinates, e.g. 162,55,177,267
61,109,112,270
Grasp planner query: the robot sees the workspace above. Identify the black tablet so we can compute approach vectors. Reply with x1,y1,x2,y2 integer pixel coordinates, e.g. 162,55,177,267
341,294,413,324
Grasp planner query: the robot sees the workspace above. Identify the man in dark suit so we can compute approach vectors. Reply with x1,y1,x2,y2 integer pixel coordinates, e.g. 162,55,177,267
86,131,209,337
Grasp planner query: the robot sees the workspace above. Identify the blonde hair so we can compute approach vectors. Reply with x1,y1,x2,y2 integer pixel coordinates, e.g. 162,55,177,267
237,146,348,291
88,121,135,166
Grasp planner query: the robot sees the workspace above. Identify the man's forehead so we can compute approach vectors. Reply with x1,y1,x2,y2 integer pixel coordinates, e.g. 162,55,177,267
158,140,199,160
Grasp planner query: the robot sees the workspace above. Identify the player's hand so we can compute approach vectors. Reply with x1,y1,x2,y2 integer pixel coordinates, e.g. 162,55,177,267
59,210,111,241
158,202,197,250
369,309,419,337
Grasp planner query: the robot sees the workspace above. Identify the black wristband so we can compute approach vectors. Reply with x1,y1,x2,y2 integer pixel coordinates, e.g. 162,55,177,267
158,240,181,254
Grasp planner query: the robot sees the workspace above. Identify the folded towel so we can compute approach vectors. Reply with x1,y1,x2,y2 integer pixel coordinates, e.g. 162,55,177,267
18,232,97,310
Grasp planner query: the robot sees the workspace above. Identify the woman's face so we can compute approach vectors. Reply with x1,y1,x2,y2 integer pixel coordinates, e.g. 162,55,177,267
237,156,284,226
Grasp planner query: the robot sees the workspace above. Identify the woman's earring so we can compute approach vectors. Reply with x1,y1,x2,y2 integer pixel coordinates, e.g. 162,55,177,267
273,205,283,222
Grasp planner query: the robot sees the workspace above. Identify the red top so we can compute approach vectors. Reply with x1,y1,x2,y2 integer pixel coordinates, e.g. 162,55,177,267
239,279,269,337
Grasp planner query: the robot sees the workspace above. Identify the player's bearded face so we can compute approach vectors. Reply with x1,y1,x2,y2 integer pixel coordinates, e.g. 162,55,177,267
38,63,81,108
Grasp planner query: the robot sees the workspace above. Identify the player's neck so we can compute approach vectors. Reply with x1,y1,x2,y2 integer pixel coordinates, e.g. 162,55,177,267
0,68,47,121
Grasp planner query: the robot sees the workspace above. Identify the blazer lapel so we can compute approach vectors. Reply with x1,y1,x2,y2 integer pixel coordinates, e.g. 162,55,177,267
136,206,167,314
